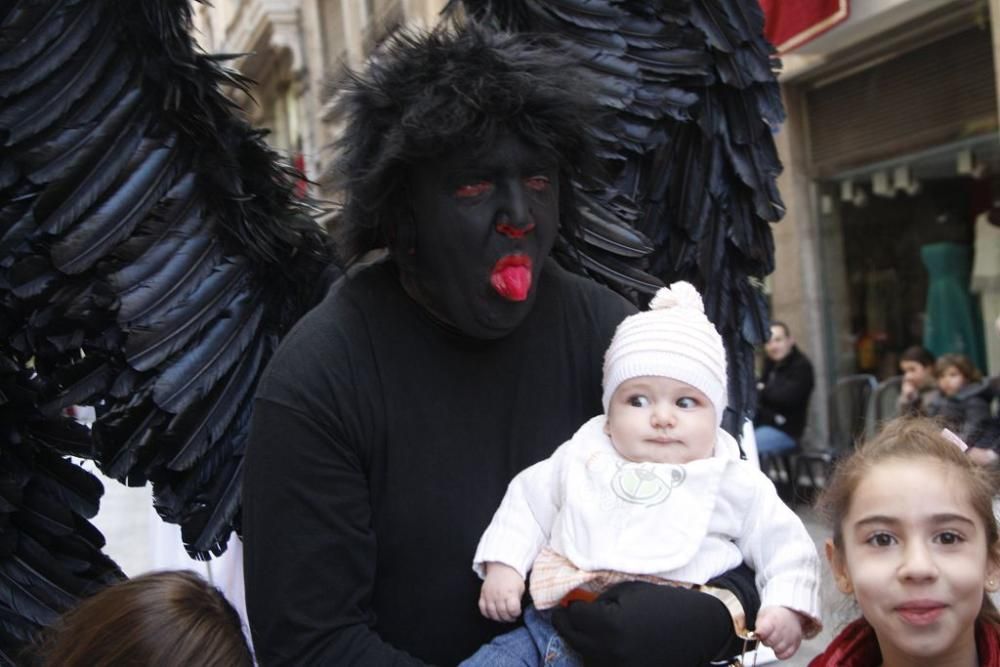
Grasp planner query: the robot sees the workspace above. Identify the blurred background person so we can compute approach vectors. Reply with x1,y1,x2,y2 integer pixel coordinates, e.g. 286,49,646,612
754,322,815,457
896,345,937,416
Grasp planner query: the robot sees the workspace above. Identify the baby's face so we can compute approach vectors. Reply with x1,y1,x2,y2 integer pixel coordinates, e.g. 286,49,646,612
604,376,716,465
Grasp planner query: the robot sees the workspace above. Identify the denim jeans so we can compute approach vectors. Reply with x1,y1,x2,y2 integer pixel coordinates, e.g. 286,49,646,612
460,606,580,667
753,425,796,455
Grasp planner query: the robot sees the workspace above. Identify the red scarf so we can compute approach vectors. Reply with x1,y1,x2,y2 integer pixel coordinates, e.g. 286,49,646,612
809,618,1000,666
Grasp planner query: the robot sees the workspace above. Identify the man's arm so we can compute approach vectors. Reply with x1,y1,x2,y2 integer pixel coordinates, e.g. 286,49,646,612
242,396,426,666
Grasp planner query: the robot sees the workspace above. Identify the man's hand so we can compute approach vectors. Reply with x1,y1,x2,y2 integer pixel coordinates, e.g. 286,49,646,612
753,606,804,660
479,562,524,622
899,380,917,403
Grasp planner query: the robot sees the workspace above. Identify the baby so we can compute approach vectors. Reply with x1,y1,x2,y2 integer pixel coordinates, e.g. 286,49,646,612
464,282,821,666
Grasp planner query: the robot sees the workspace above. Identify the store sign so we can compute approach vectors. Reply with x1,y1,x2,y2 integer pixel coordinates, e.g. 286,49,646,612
760,0,850,53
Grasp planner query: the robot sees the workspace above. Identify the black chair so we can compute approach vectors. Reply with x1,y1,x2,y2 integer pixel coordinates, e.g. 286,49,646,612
759,443,798,502
866,374,903,437
794,374,877,500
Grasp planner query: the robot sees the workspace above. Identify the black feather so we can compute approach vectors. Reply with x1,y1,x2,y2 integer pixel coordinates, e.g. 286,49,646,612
123,257,248,372
52,138,180,275
153,292,264,415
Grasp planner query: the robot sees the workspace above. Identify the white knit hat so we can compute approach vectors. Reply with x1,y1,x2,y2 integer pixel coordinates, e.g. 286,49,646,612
602,281,727,423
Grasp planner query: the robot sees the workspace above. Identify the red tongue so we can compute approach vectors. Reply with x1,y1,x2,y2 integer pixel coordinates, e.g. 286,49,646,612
491,265,532,301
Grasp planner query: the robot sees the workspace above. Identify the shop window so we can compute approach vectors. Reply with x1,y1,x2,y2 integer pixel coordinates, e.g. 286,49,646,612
817,138,1000,379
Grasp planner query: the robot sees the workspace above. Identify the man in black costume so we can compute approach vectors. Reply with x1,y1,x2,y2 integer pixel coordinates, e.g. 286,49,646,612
243,26,757,666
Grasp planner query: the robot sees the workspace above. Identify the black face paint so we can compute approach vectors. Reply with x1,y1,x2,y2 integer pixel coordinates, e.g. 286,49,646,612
400,132,560,339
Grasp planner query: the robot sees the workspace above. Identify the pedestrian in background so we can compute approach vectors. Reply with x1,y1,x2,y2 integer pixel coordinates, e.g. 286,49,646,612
754,322,815,457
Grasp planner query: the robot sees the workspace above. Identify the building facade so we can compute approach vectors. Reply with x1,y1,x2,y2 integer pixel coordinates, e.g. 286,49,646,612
191,0,449,217
772,0,1000,438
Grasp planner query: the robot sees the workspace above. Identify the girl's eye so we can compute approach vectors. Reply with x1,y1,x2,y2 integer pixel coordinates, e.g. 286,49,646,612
935,531,964,546
627,395,650,408
866,532,896,547
524,175,551,191
455,181,493,198
676,396,698,408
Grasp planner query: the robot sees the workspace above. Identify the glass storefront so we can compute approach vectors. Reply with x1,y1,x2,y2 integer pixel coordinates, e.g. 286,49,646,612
816,135,1000,380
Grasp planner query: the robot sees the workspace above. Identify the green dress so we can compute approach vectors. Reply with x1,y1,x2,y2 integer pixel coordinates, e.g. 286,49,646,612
921,242,986,371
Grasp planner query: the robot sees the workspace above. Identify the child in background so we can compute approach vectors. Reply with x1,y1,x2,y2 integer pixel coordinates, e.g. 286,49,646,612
464,282,821,667
31,570,252,667
811,418,1000,666
925,354,994,459
896,346,936,416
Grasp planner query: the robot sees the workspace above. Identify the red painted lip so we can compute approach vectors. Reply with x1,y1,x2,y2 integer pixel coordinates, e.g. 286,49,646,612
492,254,531,271
895,601,947,626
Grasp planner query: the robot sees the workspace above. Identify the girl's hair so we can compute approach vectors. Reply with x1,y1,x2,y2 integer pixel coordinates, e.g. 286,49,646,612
935,353,982,382
816,417,1000,625
899,345,935,367
33,570,252,667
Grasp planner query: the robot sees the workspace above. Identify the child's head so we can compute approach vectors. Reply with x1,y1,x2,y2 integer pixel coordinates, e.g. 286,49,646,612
601,282,726,464
817,418,1000,663
33,570,252,667
935,354,981,396
899,345,935,389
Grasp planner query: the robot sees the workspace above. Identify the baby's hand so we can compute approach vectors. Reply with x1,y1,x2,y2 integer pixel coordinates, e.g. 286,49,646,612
479,562,525,623
753,606,805,660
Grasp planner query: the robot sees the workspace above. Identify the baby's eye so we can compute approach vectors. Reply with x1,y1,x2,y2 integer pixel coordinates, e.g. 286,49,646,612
935,531,965,546
627,395,650,408
866,532,896,547
455,181,493,198
676,396,699,408
524,175,551,192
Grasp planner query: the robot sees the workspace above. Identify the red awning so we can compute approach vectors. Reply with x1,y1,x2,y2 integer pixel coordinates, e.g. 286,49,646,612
760,0,850,53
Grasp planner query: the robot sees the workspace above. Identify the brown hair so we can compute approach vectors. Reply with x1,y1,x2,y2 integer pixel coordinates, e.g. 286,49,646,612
935,353,982,383
899,345,935,367
33,570,252,667
816,417,1000,625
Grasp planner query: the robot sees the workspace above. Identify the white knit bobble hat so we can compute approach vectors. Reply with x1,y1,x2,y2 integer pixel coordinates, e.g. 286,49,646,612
602,281,728,423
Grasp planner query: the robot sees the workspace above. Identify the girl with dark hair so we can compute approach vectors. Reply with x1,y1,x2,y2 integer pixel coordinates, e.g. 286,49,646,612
896,345,936,416
32,570,252,667
811,418,1000,666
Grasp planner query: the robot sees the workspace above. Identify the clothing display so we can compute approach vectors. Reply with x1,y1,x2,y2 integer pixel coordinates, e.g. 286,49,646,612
242,258,633,666
922,242,986,371
473,416,821,628
972,213,1000,375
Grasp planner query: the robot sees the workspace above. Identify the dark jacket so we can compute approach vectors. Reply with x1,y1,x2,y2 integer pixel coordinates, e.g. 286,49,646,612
926,379,994,445
754,345,814,440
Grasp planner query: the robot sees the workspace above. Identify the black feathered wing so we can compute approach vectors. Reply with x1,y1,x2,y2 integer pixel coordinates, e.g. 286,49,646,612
454,0,782,435
0,0,331,656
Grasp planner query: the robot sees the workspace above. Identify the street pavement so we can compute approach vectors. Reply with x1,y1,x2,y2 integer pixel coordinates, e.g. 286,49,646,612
773,504,848,667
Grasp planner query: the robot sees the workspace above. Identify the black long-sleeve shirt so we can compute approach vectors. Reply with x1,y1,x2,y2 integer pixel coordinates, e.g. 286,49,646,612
242,257,633,665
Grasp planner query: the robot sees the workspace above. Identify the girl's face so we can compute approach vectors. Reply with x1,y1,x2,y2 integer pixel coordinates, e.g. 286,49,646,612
937,366,968,397
827,457,1000,666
